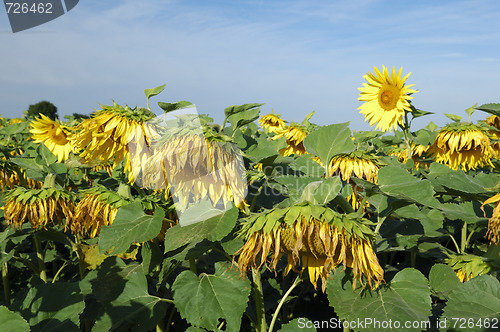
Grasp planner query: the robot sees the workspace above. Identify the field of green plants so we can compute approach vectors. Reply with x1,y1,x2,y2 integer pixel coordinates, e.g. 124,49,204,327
0,67,499,331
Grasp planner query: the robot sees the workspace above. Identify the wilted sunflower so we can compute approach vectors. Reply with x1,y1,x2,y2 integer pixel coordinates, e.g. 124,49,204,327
30,114,74,162
272,124,308,156
259,113,286,133
482,192,500,244
358,66,417,132
329,151,382,210
388,144,431,170
70,103,157,184
3,187,74,230
69,186,131,238
428,123,495,171
236,203,384,291
446,254,495,282
142,132,247,211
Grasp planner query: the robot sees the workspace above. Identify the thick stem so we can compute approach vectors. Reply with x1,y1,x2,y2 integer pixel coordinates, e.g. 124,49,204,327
2,262,10,306
402,112,413,162
410,251,416,268
34,234,47,283
252,267,266,332
461,221,467,253
189,258,197,275
268,276,301,332
43,173,57,188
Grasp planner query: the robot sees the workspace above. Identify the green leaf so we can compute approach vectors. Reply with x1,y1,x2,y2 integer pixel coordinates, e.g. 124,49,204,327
425,121,439,132
0,306,30,332
158,101,195,113
35,143,57,169
164,207,238,254
411,108,434,119
303,122,355,167
290,154,325,177
227,105,261,133
141,241,163,274
326,268,432,332
224,103,264,118
275,175,322,202
378,166,440,208
279,318,317,331
13,282,84,332
464,103,477,119
172,263,251,332
443,275,500,330
476,103,500,117
10,157,43,172
444,113,463,122
99,203,164,255
144,84,166,101
428,264,460,300
313,176,342,205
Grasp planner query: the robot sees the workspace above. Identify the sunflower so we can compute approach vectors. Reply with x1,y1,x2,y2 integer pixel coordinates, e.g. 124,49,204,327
272,124,308,156
30,114,74,162
428,123,495,171
236,203,384,291
329,151,382,210
142,133,247,212
3,187,74,230
446,254,494,283
259,113,286,133
388,144,431,170
70,103,157,184
358,66,417,132
69,186,131,238
481,192,500,244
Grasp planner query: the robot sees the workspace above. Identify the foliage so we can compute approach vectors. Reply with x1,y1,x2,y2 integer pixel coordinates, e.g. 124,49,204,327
25,101,58,120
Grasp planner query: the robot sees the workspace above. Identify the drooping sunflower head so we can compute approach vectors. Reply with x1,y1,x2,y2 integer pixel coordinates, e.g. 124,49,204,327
358,66,417,132
70,103,158,184
236,203,384,292
3,187,74,230
446,254,494,283
30,114,74,162
272,124,308,156
428,122,495,171
329,151,381,183
259,113,286,133
69,186,130,238
482,192,500,244
388,144,431,170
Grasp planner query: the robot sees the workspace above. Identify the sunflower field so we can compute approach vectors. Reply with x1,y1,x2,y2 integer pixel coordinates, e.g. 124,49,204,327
0,67,500,332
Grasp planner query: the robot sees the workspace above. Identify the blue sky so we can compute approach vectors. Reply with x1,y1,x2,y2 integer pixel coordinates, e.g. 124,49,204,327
1,0,500,130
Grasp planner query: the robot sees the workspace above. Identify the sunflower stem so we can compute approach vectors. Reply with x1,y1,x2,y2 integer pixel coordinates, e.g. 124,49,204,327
402,112,413,162
34,234,47,283
42,173,57,188
268,276,301,332
333,194,354,214
251,267,267,332
461,221,467,253
2,262,10,306
189,258,197,275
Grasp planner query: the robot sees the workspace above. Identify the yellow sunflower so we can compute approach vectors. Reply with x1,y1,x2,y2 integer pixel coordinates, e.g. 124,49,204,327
69,186,131,238
482,192,500,244
428,123,495,171
3,187,74,230
272,124,308,156
70,103,157,184
388,144,431,170
358,65,418,132
446,254,494,283
329,151,382,210
30,114,74,162
259,113,286,133
236,203,384,292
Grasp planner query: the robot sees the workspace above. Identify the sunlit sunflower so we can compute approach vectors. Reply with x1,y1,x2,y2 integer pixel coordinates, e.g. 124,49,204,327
236,203,384,292
272,124,308,156
358,65,417,132
142,132,247,211
259,113,286,133
428,123,495,171
446,254,494,283
3,187,74,230
30,114,74,162
388,144,431,170
329,151,382,210
69,186,131,238
481,192,500,244
70,103,157,184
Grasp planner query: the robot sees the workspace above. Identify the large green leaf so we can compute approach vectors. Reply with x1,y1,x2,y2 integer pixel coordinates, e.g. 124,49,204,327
313,176,342,205
476,103,500,117
164,207,238,254
275,175,322,202
326,268,432,332
172,263,251,332
303,122,355,167
224,103,264,118
158,101,195,113
13,282,84,332
99,203,164,255
279,318,317,331
428,264,460,300
443,275,500,331
378,166,440,208
144,84,166,101
227,104,261,133
0,306,30,332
